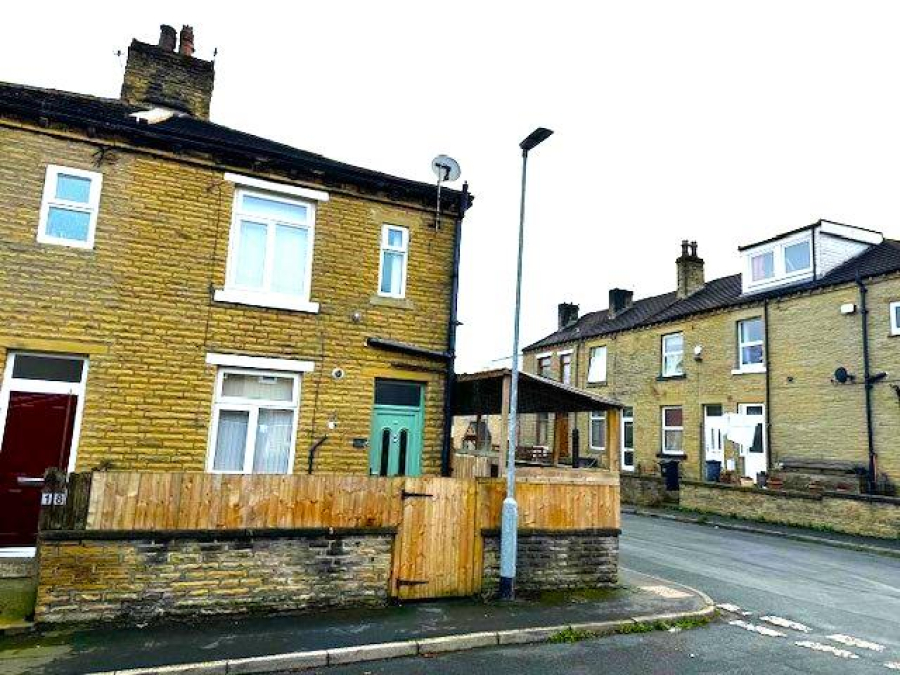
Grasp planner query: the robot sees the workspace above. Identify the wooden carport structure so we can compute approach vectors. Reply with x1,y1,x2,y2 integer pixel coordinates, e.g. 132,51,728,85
453,368,624,474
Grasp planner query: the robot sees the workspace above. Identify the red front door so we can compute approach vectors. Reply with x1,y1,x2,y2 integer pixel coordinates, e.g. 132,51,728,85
0,392,77,547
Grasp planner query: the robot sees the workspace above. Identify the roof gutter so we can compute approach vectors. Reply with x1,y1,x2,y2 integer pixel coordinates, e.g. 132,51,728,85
441,181,471,476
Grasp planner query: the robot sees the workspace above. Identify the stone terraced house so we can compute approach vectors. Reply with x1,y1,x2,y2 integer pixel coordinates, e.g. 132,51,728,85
522,221,900,495
0,25,472,553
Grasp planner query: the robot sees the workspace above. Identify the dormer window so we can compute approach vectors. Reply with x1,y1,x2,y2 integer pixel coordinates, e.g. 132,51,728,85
743,235,812,293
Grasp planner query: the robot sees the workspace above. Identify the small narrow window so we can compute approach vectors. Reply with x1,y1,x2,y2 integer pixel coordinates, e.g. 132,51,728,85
661,406,684,455
621,407,635,471
37,165,103,249
737,317,765,370
661,333,684,377
559,352,572,385
588,346,607,383
378,225,409,298
589,411,606,451
891,301,900,336
536,412,549,446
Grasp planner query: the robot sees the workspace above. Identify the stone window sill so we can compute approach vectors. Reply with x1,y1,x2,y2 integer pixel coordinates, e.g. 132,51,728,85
656,374,686,382
731,367,766,375
369,295,415,310
213,289,320,314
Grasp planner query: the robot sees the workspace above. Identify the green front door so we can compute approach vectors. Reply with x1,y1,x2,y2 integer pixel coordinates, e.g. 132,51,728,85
369,381,424,476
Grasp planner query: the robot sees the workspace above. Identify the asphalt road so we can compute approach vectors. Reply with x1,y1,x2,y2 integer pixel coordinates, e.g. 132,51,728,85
327,513,900,674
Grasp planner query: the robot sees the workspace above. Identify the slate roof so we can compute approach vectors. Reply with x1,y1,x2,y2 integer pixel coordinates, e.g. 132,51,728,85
525,239,900,352
0,82,471,208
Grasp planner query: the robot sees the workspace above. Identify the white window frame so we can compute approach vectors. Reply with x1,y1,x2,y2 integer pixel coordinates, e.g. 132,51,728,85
891,301,900,336
621,406,635,471
215,187,319,313
735,317,766,373
661,406,684,455
537,355,553,379
377,224,409,299
587,346,607,383
559,351,572,385
589,410,606,451
37,165,103,250
661,332,684,378
206,367,301,475
744,235,813,292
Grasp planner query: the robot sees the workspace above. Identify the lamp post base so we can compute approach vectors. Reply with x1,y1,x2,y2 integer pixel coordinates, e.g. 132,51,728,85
498,496,518,600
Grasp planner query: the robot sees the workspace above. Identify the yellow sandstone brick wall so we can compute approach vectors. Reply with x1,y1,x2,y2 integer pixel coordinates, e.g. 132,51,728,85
523,277,900,487
0,122,458,475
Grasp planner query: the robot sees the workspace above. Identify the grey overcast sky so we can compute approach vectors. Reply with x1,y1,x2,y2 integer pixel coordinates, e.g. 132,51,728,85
4,2,900,371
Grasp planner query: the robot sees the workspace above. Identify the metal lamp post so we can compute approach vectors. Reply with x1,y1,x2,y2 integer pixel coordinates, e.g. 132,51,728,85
500,126,554,600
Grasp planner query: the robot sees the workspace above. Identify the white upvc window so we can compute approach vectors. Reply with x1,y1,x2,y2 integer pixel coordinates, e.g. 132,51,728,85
588,346,607,383
378,225,409,298
661,332,684,377
737,317,765,371
37,165,103,249
621,407,635,471
661,406,684,455
216,188,318,313
207,368,300,474
891,301,900,336
745,236,813,292
559,352,572,385
537,355,552,379
589,411,606,451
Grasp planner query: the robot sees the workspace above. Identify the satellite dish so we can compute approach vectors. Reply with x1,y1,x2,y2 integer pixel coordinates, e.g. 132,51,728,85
432,155,461,182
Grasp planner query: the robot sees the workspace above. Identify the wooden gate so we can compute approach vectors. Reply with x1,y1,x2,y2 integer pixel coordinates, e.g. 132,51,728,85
391,476,478,599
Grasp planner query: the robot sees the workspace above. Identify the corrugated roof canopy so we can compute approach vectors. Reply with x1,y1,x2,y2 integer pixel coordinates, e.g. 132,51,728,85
453,369,622,416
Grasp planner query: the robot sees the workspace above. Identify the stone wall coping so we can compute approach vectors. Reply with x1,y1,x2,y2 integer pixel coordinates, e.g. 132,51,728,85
480,527,621,537
621,474,665,484
682,479,900,506
39,526,398,543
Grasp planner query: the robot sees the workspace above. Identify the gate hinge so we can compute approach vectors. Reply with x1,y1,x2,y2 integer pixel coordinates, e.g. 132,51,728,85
401,490,433,499
396,579,429,587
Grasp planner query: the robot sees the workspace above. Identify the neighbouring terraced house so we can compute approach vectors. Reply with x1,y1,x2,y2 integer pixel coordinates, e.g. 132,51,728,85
521,221,900,495
0,25,472,553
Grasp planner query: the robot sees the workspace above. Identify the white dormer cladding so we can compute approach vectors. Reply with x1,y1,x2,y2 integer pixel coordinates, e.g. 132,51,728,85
740,220,883,295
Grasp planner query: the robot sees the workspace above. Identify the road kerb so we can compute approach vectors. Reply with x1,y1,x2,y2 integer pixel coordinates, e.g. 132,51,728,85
83,596,715,674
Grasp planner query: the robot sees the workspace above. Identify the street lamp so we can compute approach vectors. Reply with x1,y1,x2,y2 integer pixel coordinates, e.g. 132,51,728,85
500,126,553,600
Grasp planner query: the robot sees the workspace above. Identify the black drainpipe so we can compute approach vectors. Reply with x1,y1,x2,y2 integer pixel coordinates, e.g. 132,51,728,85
440,182,470,476
855,274,878,493
763,299,772,470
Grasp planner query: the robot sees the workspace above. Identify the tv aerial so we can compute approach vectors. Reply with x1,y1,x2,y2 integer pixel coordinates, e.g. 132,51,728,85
431,155,461,229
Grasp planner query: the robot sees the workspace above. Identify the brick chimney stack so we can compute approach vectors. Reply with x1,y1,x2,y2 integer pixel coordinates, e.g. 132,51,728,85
608,288,634,319
158,25,176,52
558,302,580,330
178,25,195,56
676,240,705,299
120,24,215,119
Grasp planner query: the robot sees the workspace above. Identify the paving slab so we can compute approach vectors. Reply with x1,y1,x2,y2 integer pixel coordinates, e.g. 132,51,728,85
0,569,709,675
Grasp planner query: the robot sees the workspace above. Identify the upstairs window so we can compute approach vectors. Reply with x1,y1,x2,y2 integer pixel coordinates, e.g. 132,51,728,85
737,317,765,371
661,332,684,377
745,236,813,292
588,346,607,383
37,165,103,249
560,352,572,385
219,189,316,312
537,356,552,378
378,225,409,298
891,301,900,336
